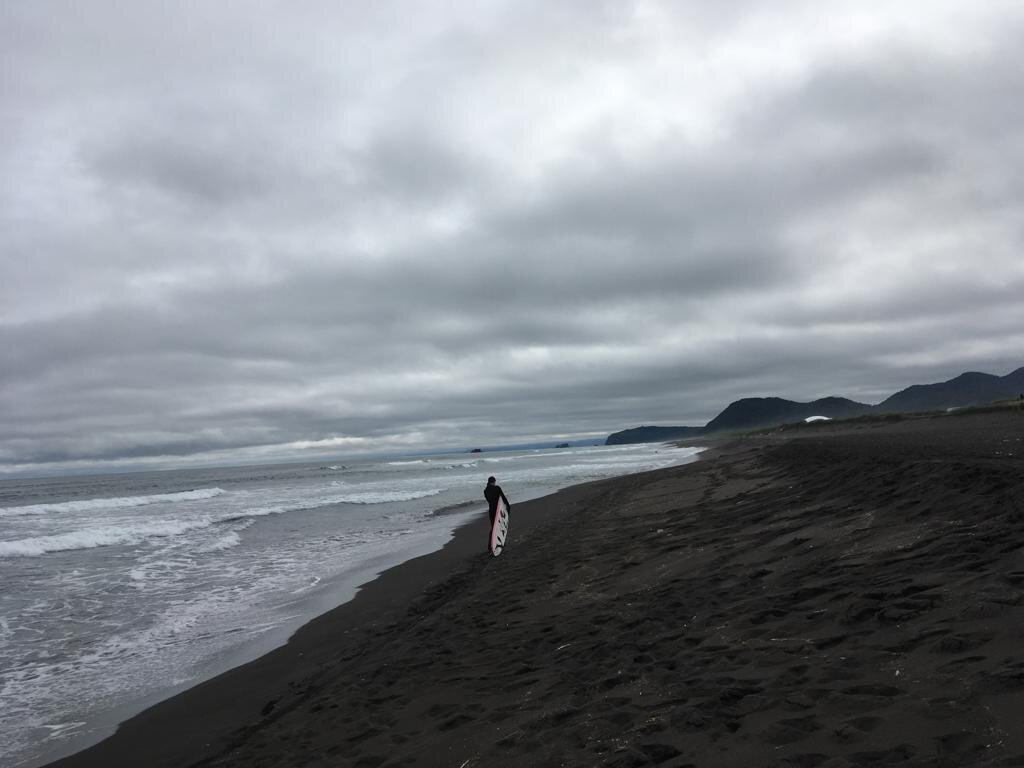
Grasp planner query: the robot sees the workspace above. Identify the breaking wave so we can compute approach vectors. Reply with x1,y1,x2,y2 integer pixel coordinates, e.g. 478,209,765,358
0,487,448,557
430,500,479,516
0,488,226,518
0,519,218,557
331,489,444,505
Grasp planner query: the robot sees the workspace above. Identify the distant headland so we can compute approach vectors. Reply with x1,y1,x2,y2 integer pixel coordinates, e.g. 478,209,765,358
606,365,1024,444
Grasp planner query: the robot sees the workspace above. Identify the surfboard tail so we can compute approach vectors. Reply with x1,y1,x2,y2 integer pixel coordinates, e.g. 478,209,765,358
489,499,510,556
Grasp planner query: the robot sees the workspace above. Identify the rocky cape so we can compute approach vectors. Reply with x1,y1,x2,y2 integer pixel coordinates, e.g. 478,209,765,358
606,366,1024,445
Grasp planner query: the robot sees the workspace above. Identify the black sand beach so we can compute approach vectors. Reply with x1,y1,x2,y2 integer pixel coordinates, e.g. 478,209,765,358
47,411,1024,767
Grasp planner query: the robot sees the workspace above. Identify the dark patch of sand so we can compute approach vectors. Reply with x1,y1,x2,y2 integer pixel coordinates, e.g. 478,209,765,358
48,411,1024,767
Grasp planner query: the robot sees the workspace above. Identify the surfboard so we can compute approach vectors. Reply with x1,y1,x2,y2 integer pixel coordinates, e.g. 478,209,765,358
490,498,510,556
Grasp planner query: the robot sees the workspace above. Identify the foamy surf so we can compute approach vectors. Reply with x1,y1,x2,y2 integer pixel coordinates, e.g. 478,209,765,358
0,487,226,517
0,442,703,768
0,518,218,557
332,488,444,504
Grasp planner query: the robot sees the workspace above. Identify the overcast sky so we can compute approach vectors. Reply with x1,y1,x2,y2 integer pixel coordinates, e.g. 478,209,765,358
3,1,1023,474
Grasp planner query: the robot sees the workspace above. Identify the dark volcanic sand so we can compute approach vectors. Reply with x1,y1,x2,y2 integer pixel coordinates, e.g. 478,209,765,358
48,411,1024,767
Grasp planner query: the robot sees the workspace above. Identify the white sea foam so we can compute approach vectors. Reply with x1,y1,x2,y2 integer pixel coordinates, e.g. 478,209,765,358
479,454,528,463
236,486,447,518
0,483,454,558
0,488,226,517
0,519,216,557
41,722,87,741
331,489,444,504
197,531,242,553
386,459,429,466
0,442,706,767
1,482,460,562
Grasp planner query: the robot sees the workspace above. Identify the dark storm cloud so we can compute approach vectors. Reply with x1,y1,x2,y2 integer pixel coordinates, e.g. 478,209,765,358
3,1,1024,473
85,125,478,217
90,136,277,206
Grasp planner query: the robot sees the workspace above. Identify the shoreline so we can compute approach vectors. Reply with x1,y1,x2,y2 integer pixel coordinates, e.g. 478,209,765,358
28,524,480,768
43,411,1024,766
41,452,708,768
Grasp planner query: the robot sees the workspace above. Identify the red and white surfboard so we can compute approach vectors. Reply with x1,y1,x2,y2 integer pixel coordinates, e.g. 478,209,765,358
490,498,510,556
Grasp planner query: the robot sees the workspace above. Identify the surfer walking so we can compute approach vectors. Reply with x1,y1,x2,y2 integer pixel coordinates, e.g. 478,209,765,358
484,476,510,551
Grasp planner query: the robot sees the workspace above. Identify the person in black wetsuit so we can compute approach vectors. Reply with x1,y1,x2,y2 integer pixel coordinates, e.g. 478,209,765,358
484,476,510,550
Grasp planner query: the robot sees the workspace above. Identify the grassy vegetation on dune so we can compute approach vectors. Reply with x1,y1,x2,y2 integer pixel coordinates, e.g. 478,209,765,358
668,397,1024,448
748,396,1024,436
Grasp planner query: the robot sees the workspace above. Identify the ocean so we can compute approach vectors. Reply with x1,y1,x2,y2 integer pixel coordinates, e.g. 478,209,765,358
0,442,702,767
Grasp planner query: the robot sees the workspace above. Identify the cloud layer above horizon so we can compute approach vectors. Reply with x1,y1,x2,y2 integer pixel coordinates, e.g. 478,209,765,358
3,1,1024,473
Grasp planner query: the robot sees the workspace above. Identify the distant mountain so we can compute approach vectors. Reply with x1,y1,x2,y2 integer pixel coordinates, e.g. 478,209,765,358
605,366,1023,445
877,368,1024,413
703,396,871,433
606,397,870,445
604,426,706,446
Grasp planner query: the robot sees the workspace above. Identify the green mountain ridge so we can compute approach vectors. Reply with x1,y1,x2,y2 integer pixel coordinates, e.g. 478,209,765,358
606,366,1024,445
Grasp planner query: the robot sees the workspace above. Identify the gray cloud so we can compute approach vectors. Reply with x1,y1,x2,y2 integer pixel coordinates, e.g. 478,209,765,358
3,1,1024,473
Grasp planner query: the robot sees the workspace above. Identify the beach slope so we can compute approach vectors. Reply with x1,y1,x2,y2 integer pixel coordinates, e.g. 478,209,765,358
49,411,1024,767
